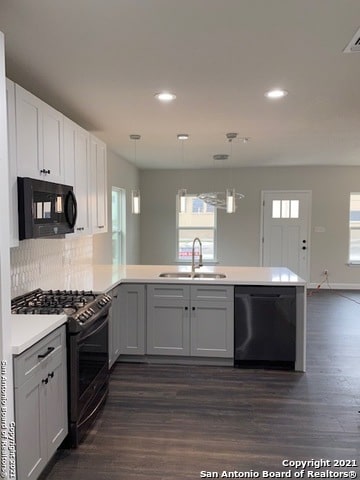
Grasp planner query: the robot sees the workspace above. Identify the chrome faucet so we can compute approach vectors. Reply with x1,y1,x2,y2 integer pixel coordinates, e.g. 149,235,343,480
191,237,203,274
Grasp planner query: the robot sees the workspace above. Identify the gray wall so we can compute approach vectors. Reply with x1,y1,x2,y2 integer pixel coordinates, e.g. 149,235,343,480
93,149,140,264
139,166,360,286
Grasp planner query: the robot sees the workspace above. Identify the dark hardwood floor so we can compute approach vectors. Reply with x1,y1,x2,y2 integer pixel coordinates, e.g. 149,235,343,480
41,290,360,479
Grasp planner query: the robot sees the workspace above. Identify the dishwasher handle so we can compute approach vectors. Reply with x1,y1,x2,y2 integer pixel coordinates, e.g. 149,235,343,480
249,293,281,298
235,286,296,299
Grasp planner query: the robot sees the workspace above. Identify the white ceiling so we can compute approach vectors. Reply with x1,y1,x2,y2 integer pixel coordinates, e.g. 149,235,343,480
1,0,360,170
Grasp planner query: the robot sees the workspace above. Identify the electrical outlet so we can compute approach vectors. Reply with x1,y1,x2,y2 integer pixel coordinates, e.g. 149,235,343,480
323,269,328,276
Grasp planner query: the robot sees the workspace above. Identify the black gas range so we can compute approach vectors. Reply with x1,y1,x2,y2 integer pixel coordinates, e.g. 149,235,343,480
11,288,111,330
11,288,112,447
11,288,97,314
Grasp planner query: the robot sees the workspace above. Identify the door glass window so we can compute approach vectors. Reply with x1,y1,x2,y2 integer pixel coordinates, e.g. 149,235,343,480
272,199,299,219
290,200,299,218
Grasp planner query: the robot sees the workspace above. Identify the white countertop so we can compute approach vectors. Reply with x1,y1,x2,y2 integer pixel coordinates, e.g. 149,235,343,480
31,264,306,293
11,265,305,355
11,314,67,355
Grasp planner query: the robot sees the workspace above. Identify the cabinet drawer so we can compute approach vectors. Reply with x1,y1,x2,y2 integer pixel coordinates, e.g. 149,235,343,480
191,285,234,301
14,326,66,387
148,284,190,300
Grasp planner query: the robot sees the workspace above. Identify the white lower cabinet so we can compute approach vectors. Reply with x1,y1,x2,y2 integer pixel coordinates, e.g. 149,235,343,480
119,284,145,355
13,326,68,480
109,284,146,366
190,285,234,357
147,286,190,356
147,284,234,358
190,300,233,357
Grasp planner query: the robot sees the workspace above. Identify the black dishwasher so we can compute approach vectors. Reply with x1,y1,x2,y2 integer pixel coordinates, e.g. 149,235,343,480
234,286,296,370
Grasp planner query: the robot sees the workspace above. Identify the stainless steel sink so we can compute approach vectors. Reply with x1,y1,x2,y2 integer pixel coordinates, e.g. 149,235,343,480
193,273,226,279
159,272,226,279
159,272,193,278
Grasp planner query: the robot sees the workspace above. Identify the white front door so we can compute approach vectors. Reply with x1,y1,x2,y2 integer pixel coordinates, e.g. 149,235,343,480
261,191,311,280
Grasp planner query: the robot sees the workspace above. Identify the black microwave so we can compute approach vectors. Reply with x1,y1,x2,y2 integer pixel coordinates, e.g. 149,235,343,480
17,177,78,240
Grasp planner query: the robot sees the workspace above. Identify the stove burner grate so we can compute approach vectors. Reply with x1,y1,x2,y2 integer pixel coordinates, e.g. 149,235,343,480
11,289,100,316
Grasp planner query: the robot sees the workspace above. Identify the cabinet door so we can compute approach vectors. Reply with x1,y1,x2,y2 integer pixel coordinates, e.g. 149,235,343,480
14,326,67,479
15,373,47,480
109,285,121,368
15,84,43,179
90,135,108,234
44,349,68,457
147,296,190,356
190,301,234,357
6,78,19,247
95,139,107,231
64,119,91,234
119,284,145,355
15,84,64,182
42,102,64,182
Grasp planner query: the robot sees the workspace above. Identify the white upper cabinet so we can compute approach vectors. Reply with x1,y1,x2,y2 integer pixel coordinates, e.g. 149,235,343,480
6,78,19,247
89,134,108,234
15,84,64,182
9,81,109,240
64,118,91,235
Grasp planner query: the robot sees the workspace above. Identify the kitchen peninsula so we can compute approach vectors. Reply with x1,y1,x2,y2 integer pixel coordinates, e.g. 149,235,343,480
15,264,306,372
10,264,306,478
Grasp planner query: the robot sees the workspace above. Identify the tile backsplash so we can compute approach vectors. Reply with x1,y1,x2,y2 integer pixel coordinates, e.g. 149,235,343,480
10,236,93,298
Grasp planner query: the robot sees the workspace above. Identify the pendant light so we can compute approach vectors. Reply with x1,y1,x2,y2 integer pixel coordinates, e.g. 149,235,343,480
177,134,189,214
226,188,235,213
197,133,245,212
130,134,141,214
178,188,187,213
225,133,237,213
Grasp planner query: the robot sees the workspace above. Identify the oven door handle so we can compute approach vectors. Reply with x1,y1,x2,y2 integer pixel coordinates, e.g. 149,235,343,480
77,386,108,429
78,314,109,342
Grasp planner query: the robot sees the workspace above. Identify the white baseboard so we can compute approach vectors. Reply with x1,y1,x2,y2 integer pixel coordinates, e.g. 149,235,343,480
307,282,360,290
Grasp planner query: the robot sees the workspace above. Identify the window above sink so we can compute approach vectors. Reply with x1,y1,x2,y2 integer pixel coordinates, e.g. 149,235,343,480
176,194,217,263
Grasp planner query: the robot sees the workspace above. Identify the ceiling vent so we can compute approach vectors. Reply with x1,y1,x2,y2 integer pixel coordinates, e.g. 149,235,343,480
343,27,360,53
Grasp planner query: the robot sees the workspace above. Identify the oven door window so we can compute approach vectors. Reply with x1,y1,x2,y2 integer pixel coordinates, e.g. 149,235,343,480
78,318,108,399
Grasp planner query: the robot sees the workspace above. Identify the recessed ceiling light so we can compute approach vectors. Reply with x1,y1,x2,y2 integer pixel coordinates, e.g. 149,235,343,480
264,89,288,99
177,134,189,140
155,92,176,102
